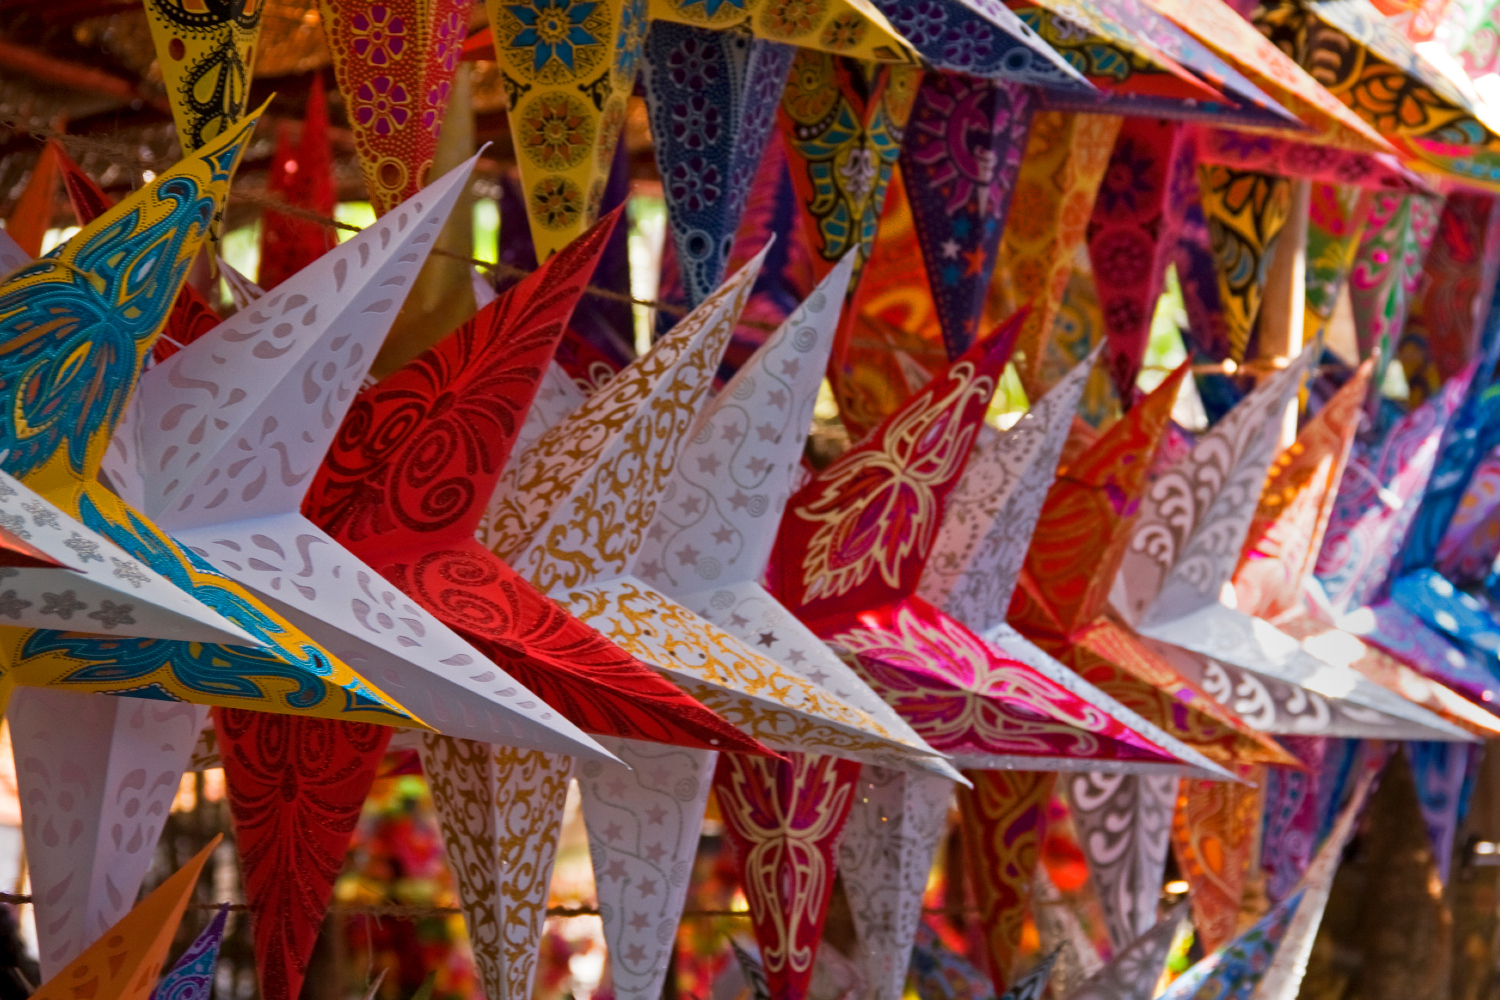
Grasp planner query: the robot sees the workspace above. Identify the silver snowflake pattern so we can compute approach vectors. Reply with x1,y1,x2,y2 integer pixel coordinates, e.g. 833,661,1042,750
39,590,86,619
111,558,151,589
62,533,105,564
21,500,60,530
0,590,32,619
0,512,31,540
88,600,137,629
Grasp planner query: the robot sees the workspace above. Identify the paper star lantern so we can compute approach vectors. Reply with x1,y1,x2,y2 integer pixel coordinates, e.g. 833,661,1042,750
648,0,919,66
149,906,228,1000
1066,902,1189,1000
144,0,265,152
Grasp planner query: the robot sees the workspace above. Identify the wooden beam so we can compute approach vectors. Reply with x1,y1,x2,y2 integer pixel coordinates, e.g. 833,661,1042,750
0,38,165,113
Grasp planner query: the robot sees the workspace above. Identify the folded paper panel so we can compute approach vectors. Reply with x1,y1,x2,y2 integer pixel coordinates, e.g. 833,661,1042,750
1316,366,1471,613
958,769,1055,993
31,837,218,1000
1192,127,1431,192
1406,193,1500,398
1258,738,1323,905
920,351,1096,633
1348,192,1443,376
1065,902,1188,1000
216,709,392,1000
997,112,1121,401
643,24,796,308
1436,448,1500,584
771,316,1022,625
1408,739,1477,885
1062,772,1177,951
12,692,209,977
838,766,954,1000
903,75,1036,360
714,751,862,1000
647,0,920,65
1233,361,1373,621
150,906,228,1000
320,0,472,216
420,738,572,1000
1197,166,1293,363
1086,121,1196,400
863,0,1091,87
144,0,265,153
1304,184,1374,341
1335,599,1500,714
1170,768,1261,954
1140,0,1395,155
0,109,415,727
578,739,717,1000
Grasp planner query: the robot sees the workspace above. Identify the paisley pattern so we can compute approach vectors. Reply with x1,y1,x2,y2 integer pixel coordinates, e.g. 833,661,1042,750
150,906,228,1000
1315,368,1469,612
577,739,717,1000
1259,736,1325,904
647,0,920,65
420,737,572,1000
215,708,392,1000
1116,352,1310,629
1085,119,1195,400
771,318,1018,622
29,839,217,1000
1198,166,1294,363
957,769,1054,993
833,597,1182,764
995,112,1120,400
321,0,473,215
1436,446,1500,583
1348,191,1442,380
1171,769,1262,953
1232,362,1371,620
1064,772,1178,951
903,73,1034,359
920,354,1094,633
642,23,794,307
143,0,264,151
713,751,861,1000
911,923,997,1000
837,766,953,1000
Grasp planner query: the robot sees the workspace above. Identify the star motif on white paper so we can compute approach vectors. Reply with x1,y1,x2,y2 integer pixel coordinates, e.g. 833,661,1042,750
757,631,777,648
722,424,744,444
638,878,658,897
638,559,665,582
648,523,668,542
729,613,749,627
628,912,650,931
604,822,624,842
676,544,701,566
788,649,806,665
755,423,778,443
605,859,628,881
644,842,666,862
645,804,667,825
626,944,648,963
941,239,961,259
780,359,799,378
679,496,703,517
767,389,787,409
712,526,735,545
697,455,722,475
729,491,751,511
746,456,770,477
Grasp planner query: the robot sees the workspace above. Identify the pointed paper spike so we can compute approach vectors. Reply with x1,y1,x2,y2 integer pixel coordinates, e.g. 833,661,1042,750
920,350,1098,633
1115,345,1314,628
1250,765,1381,1000
1350,193,1443,388
904,76,1036,360
1233,361,1375,620
0,469,258,644
487,246,768,589
714,751,862,1000
1198,167,1294,363
1011,362,1191,637
1406,740,1475,886
144,0,264,152
508,361,588,471
869,0,1090,87
13,693,209,977
1315,366,1472,612
419,739,572,1000
291,207,745,756
644,24,796,308
1032,866,1102,999
220,257,264,310
150,906,228,1000
959,769,1055,994
770,313,1023,626
634,254,852,594
1003,950,1059,1000
578,739,718,1000
1170,767,1262,954
1155,891,1304,1000
1062,773,1178,951
126,155,477,528
259,80,338,291
320,0,473,216
30,835,218,1000
838,766,954,1000
648,0,919,64
1064,902,1186,1000
217,709,392,1000
911,923,997,1000
5,141,60,258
